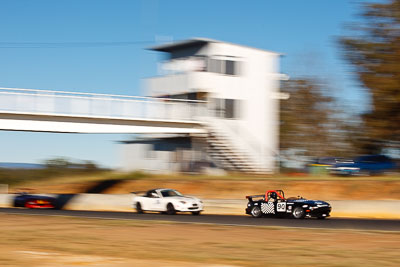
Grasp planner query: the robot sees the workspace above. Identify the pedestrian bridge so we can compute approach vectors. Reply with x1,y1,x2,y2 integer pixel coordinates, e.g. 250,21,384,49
0,87,207,134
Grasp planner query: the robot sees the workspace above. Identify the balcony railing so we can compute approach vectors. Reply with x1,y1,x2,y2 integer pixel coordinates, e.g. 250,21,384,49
0,87,207,122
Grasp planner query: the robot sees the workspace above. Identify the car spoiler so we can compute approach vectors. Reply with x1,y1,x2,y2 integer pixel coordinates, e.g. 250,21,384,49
246,194,265,201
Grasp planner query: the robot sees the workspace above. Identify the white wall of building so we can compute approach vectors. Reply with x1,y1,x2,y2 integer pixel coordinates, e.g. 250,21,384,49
141,39,282,172
121,143,181,173
203,42,280,171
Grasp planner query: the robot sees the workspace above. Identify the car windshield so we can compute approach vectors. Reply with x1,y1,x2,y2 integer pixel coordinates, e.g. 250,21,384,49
160,189,183,197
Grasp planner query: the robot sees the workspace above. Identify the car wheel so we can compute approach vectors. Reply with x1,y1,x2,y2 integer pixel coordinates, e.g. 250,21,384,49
136,202,144,214
166,203,176,215
250,206,262,218
292,207,305,219
191,211,201,216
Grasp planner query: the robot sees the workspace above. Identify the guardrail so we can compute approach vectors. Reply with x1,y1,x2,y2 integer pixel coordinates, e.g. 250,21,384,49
0,87,207,122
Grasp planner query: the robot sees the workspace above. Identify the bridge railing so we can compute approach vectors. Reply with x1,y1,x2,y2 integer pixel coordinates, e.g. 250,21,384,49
0,87,207,122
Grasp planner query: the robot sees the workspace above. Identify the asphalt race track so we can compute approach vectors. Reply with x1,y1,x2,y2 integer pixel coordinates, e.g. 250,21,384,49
1,207,400,231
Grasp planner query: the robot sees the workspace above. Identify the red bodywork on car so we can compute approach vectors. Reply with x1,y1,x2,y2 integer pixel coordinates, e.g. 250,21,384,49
24,199,55,209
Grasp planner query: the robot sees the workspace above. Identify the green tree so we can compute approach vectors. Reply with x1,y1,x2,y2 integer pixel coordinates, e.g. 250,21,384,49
280,79,333,162
340,0,400,153
44,157,71,169
279,78,360,168
43,157,99,171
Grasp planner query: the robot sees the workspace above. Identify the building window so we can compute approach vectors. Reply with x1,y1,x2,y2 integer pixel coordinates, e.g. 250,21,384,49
207,58,239,76
214,98,224,117
213,98,240,119
225,99,235,119
209,59,223,73
225,60,235,75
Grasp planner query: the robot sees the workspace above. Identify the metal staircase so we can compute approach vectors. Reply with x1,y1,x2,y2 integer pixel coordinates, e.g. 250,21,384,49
203,120,268,174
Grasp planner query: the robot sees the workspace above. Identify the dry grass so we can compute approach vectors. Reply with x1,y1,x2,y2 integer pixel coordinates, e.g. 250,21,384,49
12,177,400,201
5,171,400,200
0,214,399,266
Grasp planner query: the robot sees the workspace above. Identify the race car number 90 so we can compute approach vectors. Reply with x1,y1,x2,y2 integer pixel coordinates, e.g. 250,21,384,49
277,203,286,212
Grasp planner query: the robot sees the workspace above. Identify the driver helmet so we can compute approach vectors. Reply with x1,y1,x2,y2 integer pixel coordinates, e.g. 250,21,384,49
270,192,277,199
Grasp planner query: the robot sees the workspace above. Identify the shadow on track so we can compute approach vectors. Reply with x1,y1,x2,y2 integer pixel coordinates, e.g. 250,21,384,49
53,179,126,209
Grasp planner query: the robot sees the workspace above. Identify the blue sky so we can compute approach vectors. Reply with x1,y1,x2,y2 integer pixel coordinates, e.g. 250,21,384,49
0,0,373,168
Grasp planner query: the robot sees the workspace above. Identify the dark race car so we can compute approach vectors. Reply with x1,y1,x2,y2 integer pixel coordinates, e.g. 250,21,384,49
329,155,396,176
13,193,56,209
245,190,331,219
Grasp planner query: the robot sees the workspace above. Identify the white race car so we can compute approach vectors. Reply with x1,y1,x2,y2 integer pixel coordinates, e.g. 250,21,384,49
132,188,203,215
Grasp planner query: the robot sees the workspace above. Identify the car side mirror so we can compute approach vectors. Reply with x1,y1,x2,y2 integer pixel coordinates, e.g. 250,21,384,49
151,193,159,198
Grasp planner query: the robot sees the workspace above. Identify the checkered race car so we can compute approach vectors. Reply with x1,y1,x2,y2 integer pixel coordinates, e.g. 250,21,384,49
245,190,331,219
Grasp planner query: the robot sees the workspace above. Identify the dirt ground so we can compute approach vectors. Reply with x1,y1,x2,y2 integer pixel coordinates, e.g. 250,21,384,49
0,214,399,266
16,177,400,200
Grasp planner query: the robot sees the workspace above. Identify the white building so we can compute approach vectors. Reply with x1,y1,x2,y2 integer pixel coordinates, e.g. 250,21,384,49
121,38,285,174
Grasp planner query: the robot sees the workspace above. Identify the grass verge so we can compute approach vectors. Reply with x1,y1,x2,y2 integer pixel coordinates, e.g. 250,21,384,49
0,214,399,266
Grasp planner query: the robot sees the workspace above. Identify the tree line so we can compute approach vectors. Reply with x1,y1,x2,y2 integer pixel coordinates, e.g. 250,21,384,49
279,0,400,166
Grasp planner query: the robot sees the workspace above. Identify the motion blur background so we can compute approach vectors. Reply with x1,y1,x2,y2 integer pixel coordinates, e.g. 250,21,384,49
0,0,399,175
1,2,400,266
